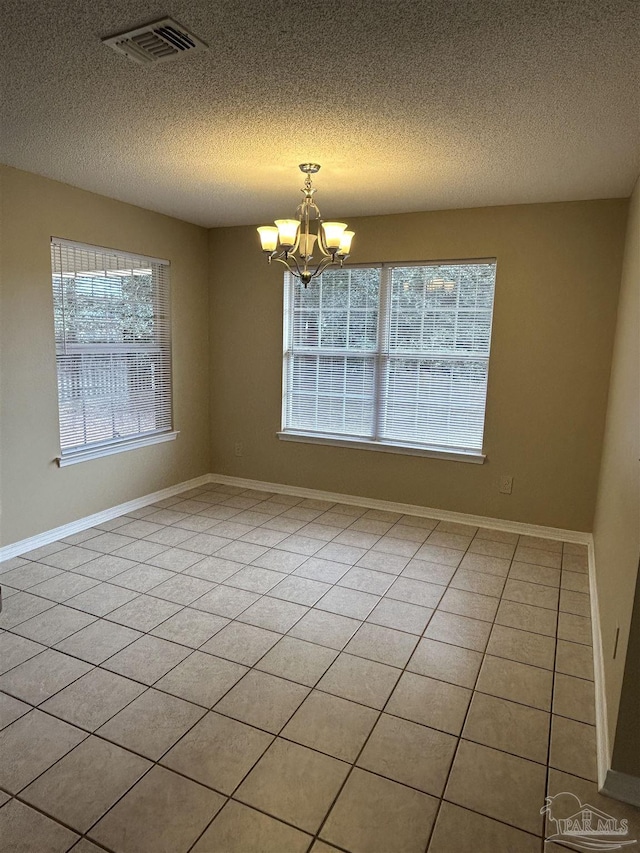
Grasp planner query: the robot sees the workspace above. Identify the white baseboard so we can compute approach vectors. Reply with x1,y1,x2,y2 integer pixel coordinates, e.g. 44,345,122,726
0,474,212,562
589,540,611,790
601,769,640,808
209,473,592,544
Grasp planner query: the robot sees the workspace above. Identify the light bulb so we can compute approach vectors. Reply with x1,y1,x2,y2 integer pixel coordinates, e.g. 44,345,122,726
275,219,300,249
257,226,278,253
322,222,348,250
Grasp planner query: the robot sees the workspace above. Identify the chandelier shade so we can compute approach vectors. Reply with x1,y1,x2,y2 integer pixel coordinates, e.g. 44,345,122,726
257,164,354,286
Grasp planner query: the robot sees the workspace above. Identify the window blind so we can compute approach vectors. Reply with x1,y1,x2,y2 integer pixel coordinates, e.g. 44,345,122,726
282,260,496,454
51,238,172,456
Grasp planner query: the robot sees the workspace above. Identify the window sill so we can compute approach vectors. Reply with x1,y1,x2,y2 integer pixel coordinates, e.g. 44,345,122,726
56,431,180,467
276,431,486,464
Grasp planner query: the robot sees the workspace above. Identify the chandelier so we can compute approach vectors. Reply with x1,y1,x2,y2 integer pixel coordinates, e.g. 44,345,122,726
257,164,354,287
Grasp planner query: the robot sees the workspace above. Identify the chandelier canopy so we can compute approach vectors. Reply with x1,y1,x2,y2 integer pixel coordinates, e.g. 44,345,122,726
257,164,354,287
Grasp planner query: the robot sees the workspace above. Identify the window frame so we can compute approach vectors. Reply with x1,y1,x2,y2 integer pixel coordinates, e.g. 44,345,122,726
51,237,178,467
279,258,496,463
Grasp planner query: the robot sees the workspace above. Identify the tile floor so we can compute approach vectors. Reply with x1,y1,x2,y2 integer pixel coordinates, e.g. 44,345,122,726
1,482,639,852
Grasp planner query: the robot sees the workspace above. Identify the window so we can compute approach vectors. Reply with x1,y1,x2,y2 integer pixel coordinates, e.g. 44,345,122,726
280,260,496,461
51,238,176,465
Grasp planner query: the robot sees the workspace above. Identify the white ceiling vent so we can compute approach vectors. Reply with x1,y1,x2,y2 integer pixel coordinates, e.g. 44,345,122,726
102,18,208,65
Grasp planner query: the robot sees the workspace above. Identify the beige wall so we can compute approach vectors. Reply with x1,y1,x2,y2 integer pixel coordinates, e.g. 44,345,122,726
209,199,627,531
592,176,640,772
0,166,211,547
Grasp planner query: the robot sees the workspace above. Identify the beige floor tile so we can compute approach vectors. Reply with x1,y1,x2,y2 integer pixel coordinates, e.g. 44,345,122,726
557,611,592,645
192,585,260,618
434,521,477,536
294,557,351,583
321,767,438,853
0,692,30,730
255,549,309,572
518,535,562,553
445,739,546,834
370,536,420,558
200,621,281,665
154,650,247,707
509,561,561,587
562,552,588,573
437,587,499,622
0,591,56,629
344,622,418,667
423,610,491,651
106,594,182,631
0,799,80,853
553,673,596,724
429,800,541,852
237,596,308,633
89,765,224,853
55,619,141,664
467,538,516,559
315,542,367,565
288,608,361,649
0,709,86,792
476,654,553,710
311,841,345,852
555,639,594,680
268,575,331,605
385,577,444,608
97,688,205,759
357,551,410,575
256,636,338,686
109,564,175,593
223,565,287,593
486,623,556,669
316,653,401,709
476,527,519,547
496,599,557,637
358,713,457,796
316,585,380,619
0,562,62,590
282,690,378,761
147,547,208,572
559,588,591,617
449,568,505,596
386,671,471,735
66,582,140,616
236,738,350,832
70,839,106,853
148,574,214,605
0,631,46,673
82,533,139,554
161,711,272,792
150,608,229,647
185,555,245,583
339,570,396,600
561,569,589,592
401,559,456,586
214,670,309,732
462,692,550,763
0,791,10,807
502,578,559,610
514,546,561,568
38,547,101,572
71,553,137,581
102,634,191,684
426,530,473,551
415,543,465,567
366,597,433,634
146,526,203,547
191,800,312,853
459,552,511,577
22,736,150,831
549,715,597,781
0,648,92,704
41,667,146,730
179,533,233,558
406,637,482,688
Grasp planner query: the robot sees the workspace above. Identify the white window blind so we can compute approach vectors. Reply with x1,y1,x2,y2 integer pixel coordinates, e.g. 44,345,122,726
282,260,496,456
51,238,173,459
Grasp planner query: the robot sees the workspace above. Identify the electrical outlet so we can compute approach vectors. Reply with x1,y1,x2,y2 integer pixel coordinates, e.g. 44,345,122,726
234,442,243,457
499,475,513,495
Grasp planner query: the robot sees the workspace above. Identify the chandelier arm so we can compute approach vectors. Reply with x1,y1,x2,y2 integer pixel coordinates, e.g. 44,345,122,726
271,254,302,279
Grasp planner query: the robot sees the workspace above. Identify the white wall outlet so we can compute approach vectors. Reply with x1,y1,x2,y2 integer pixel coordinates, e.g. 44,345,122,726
499,475,513,494
234,442,243,457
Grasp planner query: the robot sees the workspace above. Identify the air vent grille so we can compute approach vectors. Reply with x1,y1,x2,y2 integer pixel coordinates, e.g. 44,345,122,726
102,17,208,65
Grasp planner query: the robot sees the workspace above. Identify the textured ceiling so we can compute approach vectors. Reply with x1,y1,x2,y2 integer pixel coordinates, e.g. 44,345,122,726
1,0,639,227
